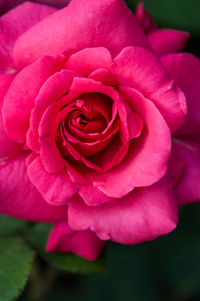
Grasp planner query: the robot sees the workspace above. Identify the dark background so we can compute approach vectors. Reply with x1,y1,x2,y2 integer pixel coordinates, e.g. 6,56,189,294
19,205,200,301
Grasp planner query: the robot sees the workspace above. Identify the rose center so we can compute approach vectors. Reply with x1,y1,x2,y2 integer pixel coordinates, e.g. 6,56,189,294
55,92,115,160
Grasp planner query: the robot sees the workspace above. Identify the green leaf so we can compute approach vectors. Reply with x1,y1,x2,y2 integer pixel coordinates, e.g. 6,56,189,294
0,237,35,301
0,214,27,237
27,223,106,274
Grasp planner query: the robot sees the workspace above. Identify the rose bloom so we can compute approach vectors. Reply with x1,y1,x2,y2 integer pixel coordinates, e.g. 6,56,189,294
0,0,200,261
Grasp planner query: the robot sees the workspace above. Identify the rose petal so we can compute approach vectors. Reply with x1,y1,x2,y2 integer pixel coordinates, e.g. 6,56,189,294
64,130,116,157
88,87,171,198
148,29,190,57
0,0,68,14
0,73,22,159
112,46,187,133
26,128,40,153
161,53,200,139
31,69,80,138
46,221,105,261
13,0,149,68
67,103,118,143
39,104,66,173
168,141,185,187
86,133,129,171
66,77,130,145
68,178,178,244
124,103,143,139
27,156,76,206
135,2,157,34
77,184,113,206
66,161,89,185
170,139,200,206
65,47,112,76
0,1,56,72
0,152,67,222
88,68,118,86
3,55,58,143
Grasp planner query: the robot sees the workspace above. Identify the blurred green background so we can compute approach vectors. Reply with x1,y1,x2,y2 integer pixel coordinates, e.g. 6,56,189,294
126,0,200,58
18,204,200,301
1,0,200,300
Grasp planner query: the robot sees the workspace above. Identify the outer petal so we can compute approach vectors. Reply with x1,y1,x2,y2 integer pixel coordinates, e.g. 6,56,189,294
0,0,68,14
88,68,118,86
0,73,22,159
0,1,56,72
27,156,76,206
3,55,58,143
46,221,105,261
88,87,171,198
161,53,200,139
78,184,113,206
31,69,80,139
0,152,67,222
170,139,200,206
112,46,187,133
135,2,157,34
13,0,150,68
68,178,178,244
65,47,112,76
148,29,190,57
38,104,66,173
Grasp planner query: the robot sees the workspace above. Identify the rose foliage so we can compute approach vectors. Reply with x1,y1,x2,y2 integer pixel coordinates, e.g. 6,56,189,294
0,0,200,261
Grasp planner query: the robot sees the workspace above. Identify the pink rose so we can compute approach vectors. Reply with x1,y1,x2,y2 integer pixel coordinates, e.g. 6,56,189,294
0,0,199,261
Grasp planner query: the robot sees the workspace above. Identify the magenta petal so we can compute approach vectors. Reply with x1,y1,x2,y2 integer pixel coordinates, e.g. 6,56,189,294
66,162,90,185
78,184,113,206
64,132,114,158
31,69,80,137
0,1,56,72
66,47,112,76
135,2,157,34
170,139,200,206
0,73,22,158
112,46,187,133
68,178,178,244
67,77,129,145
168,141,185,188
148,29,190,57
86,134,129,172
88,68,118,86
161,53,200,139
3,56,58,143
46,221,105,261
0,0,68,13
39,104,66,173
27,156,76,206
124,104,143,139
67,74,117,97
88,87,171,198
13,0,149,68
26,128,40,153
0,152,67,222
